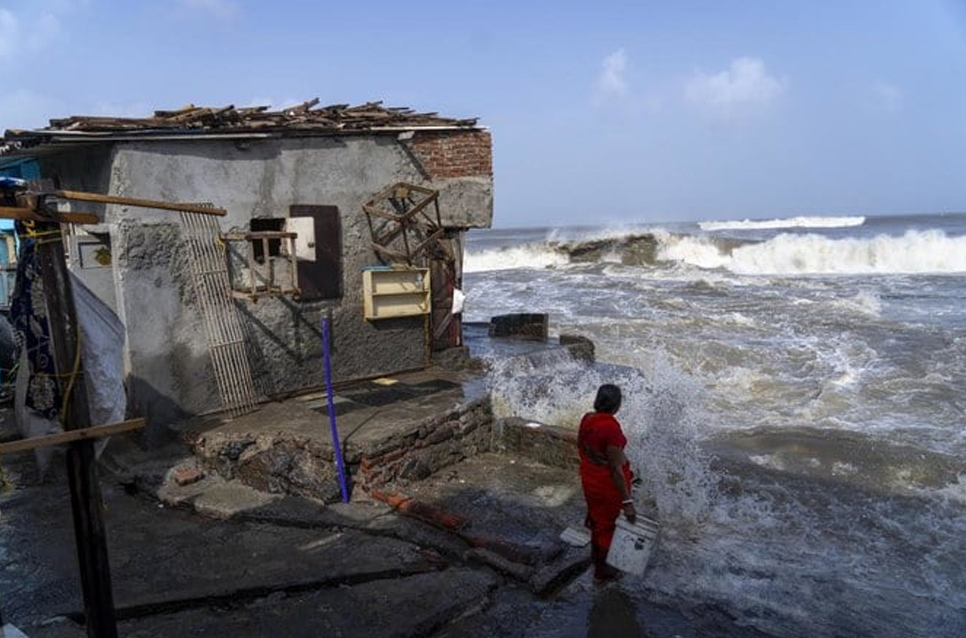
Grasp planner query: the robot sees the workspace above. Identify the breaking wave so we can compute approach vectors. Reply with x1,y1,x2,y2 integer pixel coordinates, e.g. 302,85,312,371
464,233,661,273
664,230,966,275
467,228,966,276
699,215,866,231
463,244,570,272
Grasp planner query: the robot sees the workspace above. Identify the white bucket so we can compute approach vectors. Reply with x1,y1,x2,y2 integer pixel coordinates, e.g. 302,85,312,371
606,514,660,576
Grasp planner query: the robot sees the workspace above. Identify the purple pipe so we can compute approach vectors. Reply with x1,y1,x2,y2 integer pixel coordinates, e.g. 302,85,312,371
321,316,350,503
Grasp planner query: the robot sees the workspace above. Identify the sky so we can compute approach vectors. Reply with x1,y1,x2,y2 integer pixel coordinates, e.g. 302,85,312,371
1,0,965,228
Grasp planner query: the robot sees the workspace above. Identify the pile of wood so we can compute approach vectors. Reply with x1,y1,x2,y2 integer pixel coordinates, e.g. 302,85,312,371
29,99,478,134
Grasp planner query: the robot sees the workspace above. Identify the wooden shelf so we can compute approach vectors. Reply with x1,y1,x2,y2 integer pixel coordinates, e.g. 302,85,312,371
363,268,430,320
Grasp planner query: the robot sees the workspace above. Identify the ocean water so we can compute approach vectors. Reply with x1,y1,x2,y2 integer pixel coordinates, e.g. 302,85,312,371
463,213,966,637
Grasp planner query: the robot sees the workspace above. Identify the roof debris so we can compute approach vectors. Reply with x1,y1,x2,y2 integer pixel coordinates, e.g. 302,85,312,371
1,99,480,153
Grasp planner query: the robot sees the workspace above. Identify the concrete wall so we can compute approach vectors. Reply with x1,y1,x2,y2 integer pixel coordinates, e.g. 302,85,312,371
37,131,493,432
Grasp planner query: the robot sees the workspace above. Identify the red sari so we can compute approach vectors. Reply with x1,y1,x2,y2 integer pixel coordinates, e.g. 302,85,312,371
578,412,633,566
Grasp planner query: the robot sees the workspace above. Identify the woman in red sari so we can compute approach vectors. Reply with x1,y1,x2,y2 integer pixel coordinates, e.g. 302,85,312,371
579,384,636,581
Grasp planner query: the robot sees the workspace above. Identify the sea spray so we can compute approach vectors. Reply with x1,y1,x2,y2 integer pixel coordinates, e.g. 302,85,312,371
621,352,719,529
485,352,597,426
485,350,720,529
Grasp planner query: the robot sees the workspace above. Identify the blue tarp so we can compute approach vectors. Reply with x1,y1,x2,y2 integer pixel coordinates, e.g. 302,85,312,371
1,158,38,232
0,158,36,247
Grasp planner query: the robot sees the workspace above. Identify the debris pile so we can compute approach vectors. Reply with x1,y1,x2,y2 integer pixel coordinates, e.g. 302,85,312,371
4,99,478,139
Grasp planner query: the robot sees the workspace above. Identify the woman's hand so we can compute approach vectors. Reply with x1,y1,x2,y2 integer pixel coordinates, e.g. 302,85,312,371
623,500,637,524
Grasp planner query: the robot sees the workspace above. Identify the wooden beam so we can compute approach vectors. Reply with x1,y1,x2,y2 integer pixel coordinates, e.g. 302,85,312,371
0,206,99,225
54,190,227,217
221,231,297,241
34,217,119,638
56,212,101,224
0,419,145,455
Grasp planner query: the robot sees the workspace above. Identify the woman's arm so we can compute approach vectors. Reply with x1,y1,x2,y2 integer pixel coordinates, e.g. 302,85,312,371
606,445,636,524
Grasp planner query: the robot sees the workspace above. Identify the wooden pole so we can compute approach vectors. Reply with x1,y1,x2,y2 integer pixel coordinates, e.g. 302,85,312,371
33,220,118,638
0,418,145,455
54,190,227,217
0,206,99,225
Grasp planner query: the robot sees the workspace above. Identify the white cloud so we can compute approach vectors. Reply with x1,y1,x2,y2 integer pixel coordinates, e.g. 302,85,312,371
595,49,629,102
685,57,785,118
176,0,239,21
874,82,903,112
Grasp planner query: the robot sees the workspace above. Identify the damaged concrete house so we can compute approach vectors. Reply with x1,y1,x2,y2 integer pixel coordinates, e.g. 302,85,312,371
0,100,494,436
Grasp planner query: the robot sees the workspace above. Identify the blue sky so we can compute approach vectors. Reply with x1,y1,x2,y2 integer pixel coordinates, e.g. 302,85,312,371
1,0,965,228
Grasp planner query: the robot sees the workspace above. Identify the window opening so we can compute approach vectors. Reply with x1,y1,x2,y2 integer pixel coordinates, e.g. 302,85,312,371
250,217,284,263
222,220,299,301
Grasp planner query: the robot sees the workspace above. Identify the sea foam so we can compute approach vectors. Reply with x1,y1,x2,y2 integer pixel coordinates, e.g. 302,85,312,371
662,230,966,275
464,244,569,273
699,215,866,231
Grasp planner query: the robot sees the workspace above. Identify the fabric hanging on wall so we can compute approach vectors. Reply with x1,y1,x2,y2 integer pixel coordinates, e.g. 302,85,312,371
9,220,61,421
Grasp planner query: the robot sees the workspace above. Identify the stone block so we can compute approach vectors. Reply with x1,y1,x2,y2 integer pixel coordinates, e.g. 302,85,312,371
488,313,548,340
559,333,596,364
172,463,205,486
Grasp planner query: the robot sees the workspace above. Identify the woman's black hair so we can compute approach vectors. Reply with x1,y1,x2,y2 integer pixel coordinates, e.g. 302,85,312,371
593,384,622,414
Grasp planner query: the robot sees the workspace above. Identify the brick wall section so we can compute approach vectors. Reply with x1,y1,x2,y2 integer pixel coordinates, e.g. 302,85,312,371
410,130,493,179
357,397,494,490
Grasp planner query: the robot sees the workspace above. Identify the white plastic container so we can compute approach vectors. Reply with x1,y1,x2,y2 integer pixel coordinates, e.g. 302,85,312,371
606,514,660,576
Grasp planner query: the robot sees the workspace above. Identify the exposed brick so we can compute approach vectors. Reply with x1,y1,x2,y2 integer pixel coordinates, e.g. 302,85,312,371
410,130,493,179
172,464,205,486
372,447,408,465
423,423,456,446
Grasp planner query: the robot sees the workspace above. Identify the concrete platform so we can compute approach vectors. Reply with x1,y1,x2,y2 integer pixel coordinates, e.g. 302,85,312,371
173,367,491,502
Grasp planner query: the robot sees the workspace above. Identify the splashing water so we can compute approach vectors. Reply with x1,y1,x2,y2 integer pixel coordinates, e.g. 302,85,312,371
485,350,719,530
621,352,719,529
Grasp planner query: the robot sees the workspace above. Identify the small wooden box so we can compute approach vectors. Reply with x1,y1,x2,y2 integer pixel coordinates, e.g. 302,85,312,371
362,268,431,320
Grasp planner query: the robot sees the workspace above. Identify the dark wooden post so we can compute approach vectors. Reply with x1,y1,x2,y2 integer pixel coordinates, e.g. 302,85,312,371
33,220,118,638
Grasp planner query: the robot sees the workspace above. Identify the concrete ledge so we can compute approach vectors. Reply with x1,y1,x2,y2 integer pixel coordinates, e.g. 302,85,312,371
559,333,595,364
488,313,548,340
497,417,579,470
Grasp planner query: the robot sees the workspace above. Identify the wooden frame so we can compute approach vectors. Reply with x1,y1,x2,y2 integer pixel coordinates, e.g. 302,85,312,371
221,231,300,300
